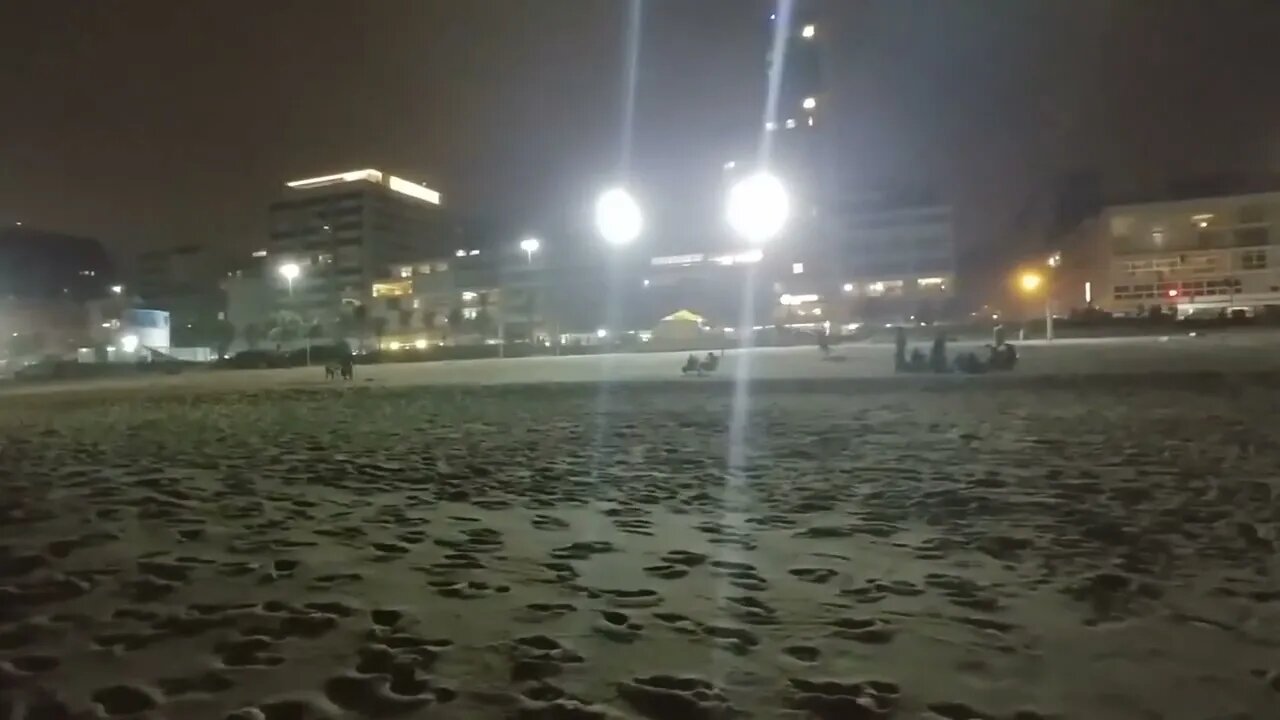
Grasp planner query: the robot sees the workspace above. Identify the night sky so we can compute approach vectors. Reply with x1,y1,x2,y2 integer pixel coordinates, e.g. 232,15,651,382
3,0,1280,273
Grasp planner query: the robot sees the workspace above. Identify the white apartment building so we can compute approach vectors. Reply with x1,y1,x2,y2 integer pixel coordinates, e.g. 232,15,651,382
1099,191,1280,316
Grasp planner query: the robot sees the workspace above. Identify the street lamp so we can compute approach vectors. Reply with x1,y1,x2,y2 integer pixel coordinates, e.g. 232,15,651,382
726,171,789,244
278,262,300,296
1019,271,1043,293
595,187,642,246
520,237,541,263
1017,270,1053,341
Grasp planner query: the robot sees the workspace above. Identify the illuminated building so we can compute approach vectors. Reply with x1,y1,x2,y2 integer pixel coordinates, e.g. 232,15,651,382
267,168,454,322
1085,191,1280,317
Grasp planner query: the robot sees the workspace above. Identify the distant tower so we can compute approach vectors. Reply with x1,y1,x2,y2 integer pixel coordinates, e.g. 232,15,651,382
766,0,826,218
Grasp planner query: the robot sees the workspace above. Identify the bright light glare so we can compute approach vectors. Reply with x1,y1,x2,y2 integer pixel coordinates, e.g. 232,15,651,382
110,285,123,295
802,96,816,110
520,237,541,254
726,171,789,243
596,328,608,338
802,24,816,38
1019,271,1043,293
278,263,300,281
389,341,402,351
595,188,643,245
414,339,428,349
842,283,854,292
120,334,140,353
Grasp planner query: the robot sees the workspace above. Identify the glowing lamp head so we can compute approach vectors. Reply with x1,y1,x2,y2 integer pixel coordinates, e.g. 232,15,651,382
120,334,140,353
594,188,642,245
596,328,608,339
278,263,301,281
726,171,790,244
520,237,541,254
1019,272,1043,293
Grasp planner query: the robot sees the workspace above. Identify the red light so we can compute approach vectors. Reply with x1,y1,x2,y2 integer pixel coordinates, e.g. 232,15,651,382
1167,289,1178,297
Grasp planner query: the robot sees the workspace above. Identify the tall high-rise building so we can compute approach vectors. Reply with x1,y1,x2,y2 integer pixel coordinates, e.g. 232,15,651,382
266,169,456,322
766,0,826,209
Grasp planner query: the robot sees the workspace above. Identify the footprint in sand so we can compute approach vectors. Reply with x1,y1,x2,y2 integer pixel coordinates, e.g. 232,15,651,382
92,684,159,716
831,617,896,644
618,674,737,720
593,610,644,643
789,567,837,584
701,624,760,655
532,514,570,531
517,602,577,623
660,550,708,567
643,563,689,580
428,579,511,599
157,670,234,696
511,635,586,682
788,677,899,718
782,645,822,663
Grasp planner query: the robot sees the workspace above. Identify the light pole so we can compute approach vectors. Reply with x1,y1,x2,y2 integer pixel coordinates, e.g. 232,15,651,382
278,262,300,297
594,187,642,246
520,237,541,264
1018,270,1053,341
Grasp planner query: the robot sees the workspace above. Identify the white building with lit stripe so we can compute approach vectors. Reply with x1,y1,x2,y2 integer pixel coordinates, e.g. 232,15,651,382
1094,191,1280,316
265,169,454,323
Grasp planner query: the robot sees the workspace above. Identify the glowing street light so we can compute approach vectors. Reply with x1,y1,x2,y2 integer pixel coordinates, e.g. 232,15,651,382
726,171,789,244
595,187,642,246
109,284,124,295
519,237,541,263
1017,270,1054,341
1019,271,1043,293
278,262,300,296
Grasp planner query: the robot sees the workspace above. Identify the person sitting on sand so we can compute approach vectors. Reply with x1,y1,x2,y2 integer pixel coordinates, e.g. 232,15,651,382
681,353,700,375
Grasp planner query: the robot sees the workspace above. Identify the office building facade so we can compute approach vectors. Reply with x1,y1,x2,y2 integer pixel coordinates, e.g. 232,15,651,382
266,169,454,324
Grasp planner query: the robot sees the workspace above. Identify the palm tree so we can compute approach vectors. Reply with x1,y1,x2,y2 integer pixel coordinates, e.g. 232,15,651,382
266,310,304,349
243,322,263,350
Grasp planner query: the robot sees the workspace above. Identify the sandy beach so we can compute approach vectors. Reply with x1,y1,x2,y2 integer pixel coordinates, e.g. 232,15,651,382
3,352,1280,718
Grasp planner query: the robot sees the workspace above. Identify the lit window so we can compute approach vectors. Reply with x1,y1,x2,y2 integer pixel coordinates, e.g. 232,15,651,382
807,116,815,127
468,249,480,256
1151,228,1165,245
792,262,804,274
399,266,413,278
412,298,421,309
785,118,797,129
802,24,815,38
1192,213,1214,228
461,291,477,302
802,97,816,110
251,249,268,258
462,307,479,320
765,121,777,131
917,277,946,287
455,249,467,257
1242,249,1268,270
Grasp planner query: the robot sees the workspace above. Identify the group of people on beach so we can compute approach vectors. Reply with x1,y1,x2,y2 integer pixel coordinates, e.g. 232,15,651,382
892,326,1017,374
